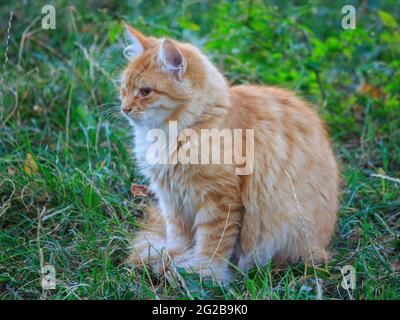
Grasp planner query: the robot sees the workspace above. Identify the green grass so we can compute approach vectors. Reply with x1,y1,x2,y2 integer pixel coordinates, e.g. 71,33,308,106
1,0,399,300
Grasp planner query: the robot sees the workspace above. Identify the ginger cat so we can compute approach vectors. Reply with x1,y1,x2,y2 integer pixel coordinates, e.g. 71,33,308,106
120,25,339,281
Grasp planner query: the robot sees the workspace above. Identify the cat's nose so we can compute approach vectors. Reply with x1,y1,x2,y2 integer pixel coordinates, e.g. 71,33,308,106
122,105,132,114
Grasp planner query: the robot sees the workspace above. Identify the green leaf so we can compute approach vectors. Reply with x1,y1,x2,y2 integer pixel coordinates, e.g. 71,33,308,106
378,11,397,29
108,23,123,43
177,18,200,31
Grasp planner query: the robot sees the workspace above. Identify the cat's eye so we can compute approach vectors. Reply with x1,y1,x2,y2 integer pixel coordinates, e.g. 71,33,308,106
138,87,153,97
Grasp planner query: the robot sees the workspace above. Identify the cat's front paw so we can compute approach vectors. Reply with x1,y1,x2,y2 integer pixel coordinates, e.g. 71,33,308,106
128,231,167,271
173,253,231,282
129,244,163,268
129,241,189,274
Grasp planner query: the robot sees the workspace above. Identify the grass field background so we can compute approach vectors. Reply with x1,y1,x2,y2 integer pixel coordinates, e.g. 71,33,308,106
0,0,399,299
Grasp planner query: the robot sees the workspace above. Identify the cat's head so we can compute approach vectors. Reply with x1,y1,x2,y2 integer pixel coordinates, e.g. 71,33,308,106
120,25,229,129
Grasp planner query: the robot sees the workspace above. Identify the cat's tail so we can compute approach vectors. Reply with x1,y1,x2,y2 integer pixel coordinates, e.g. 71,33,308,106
128,206,166,267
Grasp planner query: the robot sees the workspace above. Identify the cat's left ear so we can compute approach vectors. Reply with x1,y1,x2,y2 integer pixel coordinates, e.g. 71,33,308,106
159,39,187,81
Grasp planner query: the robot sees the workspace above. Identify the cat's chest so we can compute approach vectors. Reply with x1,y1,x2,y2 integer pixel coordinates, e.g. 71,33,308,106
132,128,200,216
147,164,200,220
132,126,189,183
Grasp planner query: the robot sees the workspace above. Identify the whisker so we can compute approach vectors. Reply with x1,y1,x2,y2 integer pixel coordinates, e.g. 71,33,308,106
110,112,129,128
92,101,120,110
96,107,121,120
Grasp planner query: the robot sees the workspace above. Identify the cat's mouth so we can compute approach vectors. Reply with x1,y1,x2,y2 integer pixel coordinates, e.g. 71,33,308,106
122,110,151,125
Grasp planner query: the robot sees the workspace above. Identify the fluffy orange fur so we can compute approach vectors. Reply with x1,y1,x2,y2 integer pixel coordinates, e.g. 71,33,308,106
120,25,339,281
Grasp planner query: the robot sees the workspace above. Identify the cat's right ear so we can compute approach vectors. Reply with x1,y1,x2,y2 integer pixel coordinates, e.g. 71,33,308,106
159,39,187,81
123,25,147,60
